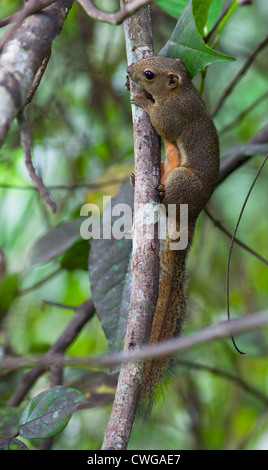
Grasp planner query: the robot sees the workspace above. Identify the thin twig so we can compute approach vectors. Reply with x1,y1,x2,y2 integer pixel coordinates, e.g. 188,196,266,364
218,124,268,185
6,299,95,407
226,154,268,354
98,311,268,367
77,0,154,25
177,359,268,406
17,267,62,296
42,299,77,310
24,51,51,106
3,351,268,407
205,208,268,266
212,34,268,118
17,112,57,212
219,90,268,136
0,178,125,192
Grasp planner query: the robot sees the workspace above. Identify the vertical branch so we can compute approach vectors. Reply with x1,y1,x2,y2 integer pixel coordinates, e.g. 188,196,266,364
101,1,161,450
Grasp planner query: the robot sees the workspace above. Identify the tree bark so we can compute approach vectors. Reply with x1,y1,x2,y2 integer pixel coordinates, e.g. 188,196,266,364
101,0,161,450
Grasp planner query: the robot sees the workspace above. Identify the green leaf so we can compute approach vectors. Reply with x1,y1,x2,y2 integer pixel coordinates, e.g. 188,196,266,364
0,274,19,316
156,0,223,35
158,0,235,78
193,0,214,36
29,219,82,265
206,0,224,33
18,386,85,439
60,238,90,271
156,0,188,19
89,180,133,350
0,437,28,450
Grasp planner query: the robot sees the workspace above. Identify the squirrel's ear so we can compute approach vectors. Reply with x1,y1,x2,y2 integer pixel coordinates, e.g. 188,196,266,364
168,72,180,88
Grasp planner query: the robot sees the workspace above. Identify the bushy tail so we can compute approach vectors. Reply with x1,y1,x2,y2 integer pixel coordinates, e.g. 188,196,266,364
138,239,189,416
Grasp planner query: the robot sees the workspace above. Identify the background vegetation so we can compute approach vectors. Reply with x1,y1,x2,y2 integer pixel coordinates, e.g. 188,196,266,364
0,0,268,450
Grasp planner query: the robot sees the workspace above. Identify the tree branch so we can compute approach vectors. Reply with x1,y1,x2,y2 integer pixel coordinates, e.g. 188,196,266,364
77,0,154,25
218,124,268,184
2,310,268,371
0,0,58,28
0,0,59,51
99,310,268,367
0,0,74,148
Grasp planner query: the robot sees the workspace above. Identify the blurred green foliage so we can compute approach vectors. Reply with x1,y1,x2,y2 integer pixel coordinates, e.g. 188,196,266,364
0,0,268,450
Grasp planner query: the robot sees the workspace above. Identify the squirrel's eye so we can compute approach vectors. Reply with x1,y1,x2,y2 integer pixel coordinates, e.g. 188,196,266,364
144,70,155,80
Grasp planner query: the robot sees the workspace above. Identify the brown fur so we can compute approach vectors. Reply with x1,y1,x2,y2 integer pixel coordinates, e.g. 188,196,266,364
127,56,219,413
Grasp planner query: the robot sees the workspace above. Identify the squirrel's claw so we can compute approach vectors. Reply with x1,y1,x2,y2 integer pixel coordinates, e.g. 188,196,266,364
131,175,165,199
156,182,165,200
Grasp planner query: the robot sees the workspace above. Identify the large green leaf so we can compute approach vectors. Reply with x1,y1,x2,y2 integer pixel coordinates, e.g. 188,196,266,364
158,0,235,78
89,180,133,350
18,386,85,439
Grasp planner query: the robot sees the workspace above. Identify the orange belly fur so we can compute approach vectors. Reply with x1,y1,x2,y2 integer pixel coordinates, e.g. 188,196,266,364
161,141,180,183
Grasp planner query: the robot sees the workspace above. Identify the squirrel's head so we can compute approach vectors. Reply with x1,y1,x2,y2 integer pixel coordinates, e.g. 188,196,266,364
127,56,190,99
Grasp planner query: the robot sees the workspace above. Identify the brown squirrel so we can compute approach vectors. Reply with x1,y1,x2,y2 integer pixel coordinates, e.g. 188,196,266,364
126,56,219,414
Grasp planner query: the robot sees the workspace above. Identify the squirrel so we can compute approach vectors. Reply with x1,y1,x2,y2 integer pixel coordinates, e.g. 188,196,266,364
126,56,220,415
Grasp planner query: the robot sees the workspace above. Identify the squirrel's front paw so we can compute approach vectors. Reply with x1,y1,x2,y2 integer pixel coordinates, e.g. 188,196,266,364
130,88,150,108
156,183,165,200
130,96,143,108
